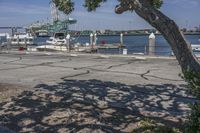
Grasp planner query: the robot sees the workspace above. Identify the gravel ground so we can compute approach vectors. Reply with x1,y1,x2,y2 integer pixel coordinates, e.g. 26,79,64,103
0,52,197,133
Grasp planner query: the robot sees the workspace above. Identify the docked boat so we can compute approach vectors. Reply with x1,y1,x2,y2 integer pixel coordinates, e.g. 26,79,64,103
31,32,68,51
34,45,68,51
8,33,34,45
46,32,66,45
192,44,200,52
35,30,50,37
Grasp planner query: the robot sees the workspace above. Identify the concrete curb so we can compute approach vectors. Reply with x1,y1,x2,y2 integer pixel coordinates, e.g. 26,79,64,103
0,50,178,60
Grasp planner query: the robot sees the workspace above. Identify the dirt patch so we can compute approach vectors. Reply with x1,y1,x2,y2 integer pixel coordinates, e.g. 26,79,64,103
0,83,27,102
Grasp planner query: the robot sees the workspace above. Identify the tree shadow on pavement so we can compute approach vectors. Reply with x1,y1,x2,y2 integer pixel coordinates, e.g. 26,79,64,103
0,79,196,133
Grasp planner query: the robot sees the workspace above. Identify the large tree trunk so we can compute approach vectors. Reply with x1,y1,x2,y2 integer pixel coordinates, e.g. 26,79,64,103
115,0,200,74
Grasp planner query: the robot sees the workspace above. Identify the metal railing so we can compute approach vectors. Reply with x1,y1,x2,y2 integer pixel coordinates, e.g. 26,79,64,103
97,45,173,56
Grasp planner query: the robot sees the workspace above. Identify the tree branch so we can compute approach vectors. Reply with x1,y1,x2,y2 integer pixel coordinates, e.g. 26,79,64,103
116,0,200,73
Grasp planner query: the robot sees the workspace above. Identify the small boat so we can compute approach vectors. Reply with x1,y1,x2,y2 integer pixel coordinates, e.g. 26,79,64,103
35,45,68,51
192,44,200,52
46,32,66,45
35,30,50,37
32,32,68,51
8,33,34,45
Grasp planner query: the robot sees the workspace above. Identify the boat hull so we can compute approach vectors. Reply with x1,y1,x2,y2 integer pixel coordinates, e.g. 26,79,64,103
36,45,68,51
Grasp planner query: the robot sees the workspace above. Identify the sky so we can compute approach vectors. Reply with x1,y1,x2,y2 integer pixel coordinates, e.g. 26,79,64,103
0,0,200,31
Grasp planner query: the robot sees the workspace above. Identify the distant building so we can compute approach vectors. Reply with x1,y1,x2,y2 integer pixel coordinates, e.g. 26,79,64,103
194,25,200,32
104,29,112,35
181,28,187,32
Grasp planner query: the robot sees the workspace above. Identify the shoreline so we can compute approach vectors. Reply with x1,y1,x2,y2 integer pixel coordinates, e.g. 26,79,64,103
1,49,200,59
70,33,200,37
0,50,177,59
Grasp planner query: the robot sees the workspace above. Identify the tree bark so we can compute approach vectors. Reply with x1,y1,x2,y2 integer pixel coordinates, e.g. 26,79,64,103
115,0,200,73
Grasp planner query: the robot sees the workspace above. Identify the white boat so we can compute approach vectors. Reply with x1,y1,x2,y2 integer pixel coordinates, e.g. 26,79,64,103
46,32,66,45
29,32,68,52
35,45,68,51
192,44,200,52
74,43,92,52
0,33,10,38
8,33,34,45
36,30,49,37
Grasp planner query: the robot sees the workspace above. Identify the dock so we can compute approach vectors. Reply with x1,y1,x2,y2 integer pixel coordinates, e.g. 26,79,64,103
95,43,126,49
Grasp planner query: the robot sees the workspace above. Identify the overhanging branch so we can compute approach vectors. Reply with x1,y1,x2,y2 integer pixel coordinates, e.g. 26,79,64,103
115,5,129,14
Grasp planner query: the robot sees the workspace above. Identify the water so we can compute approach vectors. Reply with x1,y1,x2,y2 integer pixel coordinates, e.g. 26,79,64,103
34,34,200,56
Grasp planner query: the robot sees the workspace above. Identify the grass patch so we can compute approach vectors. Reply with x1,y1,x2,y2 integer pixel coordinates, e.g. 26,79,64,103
132,119,181,133
0,95,8,101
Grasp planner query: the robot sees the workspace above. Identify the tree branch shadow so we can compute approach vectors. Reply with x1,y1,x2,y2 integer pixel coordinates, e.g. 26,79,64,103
0,79,196,132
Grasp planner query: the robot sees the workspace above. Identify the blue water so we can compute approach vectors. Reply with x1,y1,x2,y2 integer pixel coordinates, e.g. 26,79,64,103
35,34,200,56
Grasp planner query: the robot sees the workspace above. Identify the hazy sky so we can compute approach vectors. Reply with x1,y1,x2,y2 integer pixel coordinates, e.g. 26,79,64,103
0,0,200,30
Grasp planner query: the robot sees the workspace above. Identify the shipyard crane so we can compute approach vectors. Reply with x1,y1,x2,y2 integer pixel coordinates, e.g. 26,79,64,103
27,0,77,35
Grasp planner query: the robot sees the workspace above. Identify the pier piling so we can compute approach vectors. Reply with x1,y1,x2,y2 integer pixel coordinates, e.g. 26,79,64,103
148,33,156,55
17,36,19,47
25,37,27,49
90,33,94,51
66,34,70,52
94,33,97,46
120,33,123,45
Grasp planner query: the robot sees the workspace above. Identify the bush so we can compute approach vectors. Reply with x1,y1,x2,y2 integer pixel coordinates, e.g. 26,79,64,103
132,119,181,133
184,71,200,98
184,71,200,133
185,103,200,133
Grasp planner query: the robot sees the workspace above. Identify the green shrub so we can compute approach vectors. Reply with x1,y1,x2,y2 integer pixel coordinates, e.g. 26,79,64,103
184,71,200,133
184,71,200,98
185,103,200,133
132,119,181,133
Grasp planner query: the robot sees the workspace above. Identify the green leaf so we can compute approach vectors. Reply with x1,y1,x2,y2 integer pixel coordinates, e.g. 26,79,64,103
52,0,163,15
